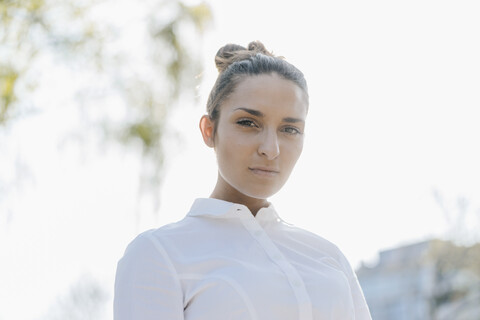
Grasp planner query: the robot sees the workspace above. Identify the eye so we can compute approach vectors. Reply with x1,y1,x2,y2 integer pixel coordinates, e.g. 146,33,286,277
282,126,302,135
236,119,258,128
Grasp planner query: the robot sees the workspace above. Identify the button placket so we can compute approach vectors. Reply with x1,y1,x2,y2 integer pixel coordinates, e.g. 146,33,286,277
238,213,313,320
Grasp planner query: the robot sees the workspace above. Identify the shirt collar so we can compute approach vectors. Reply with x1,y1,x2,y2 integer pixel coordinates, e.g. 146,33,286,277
187,198,281,222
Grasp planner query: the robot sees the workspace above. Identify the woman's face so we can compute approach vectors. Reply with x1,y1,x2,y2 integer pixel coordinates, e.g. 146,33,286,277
202,73,308,201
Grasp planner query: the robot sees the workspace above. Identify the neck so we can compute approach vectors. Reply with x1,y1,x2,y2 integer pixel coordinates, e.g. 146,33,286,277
210,174,269,216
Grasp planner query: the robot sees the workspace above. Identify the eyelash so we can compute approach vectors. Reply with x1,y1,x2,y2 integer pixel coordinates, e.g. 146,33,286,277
282,126,302,135
236,119,258,128
236,119,302,135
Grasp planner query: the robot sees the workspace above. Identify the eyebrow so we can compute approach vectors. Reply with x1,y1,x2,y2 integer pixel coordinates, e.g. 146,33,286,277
234,107,305,123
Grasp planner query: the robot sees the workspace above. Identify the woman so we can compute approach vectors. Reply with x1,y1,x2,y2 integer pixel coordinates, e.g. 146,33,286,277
114,41,372,319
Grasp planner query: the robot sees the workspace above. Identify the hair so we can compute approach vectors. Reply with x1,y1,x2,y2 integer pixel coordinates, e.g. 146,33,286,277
206,41,309,133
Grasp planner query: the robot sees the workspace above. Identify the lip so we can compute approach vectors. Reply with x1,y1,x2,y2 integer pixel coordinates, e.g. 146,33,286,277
248,166,280,177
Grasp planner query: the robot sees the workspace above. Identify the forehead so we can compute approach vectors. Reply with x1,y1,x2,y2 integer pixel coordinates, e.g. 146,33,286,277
223,73,308,117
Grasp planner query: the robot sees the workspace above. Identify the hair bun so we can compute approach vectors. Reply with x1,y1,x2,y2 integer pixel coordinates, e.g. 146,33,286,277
247,41,271,55
214,41,274,73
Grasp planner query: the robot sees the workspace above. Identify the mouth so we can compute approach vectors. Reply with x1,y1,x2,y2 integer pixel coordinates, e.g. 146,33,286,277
248,167,280,177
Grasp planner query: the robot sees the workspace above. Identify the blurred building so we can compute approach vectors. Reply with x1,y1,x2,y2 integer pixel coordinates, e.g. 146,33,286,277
357,239,480,320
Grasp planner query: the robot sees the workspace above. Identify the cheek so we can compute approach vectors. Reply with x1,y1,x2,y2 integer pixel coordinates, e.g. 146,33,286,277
217,144,238,164
216,125,254,153
283,140,304,165
214,133,246,166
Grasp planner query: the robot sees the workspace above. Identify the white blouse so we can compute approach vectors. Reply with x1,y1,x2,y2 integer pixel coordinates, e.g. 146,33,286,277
114,198,372,319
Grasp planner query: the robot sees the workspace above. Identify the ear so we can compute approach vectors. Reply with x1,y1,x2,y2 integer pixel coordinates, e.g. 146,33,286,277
199,115,215,148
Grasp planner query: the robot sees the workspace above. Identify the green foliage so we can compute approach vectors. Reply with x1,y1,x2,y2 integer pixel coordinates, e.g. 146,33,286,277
0,0,105,123
0,0,44,123
427,240,480,315
0,67,18,123
0,0,212,211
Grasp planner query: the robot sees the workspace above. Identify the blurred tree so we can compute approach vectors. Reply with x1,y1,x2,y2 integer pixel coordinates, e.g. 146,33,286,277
43,274,108,320
432,189,480,245
0,0,212,214
428,241,480,319
430,190,480,319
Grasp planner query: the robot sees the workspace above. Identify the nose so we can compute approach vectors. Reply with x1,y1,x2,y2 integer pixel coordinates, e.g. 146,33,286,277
258,129,280,160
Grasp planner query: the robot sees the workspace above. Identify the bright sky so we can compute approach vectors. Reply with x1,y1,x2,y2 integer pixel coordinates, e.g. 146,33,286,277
1,0,480,319
166,0,480,262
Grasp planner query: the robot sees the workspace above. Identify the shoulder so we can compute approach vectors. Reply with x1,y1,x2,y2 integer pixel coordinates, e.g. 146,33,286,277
120,214,209,264
277,222,354,272
281,222,342,253
119,229,170,267
122,218,189,255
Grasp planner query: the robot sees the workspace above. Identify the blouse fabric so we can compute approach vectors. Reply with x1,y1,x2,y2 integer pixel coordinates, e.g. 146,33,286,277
114,198,372,320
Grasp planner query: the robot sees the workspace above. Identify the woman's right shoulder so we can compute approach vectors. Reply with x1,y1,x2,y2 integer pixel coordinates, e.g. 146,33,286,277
121,217,194,258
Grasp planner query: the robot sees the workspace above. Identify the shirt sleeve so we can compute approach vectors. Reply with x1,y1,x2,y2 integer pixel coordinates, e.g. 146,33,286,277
114,231,184,320
337,252,372,320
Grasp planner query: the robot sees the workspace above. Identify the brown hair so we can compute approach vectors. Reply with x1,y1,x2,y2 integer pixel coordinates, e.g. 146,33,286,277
206,41,309,132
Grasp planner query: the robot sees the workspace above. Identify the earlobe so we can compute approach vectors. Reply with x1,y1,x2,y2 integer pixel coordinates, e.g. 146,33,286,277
199,115,215,148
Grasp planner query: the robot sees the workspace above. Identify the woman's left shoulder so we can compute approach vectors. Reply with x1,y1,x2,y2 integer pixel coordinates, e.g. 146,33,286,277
279,223,353,268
